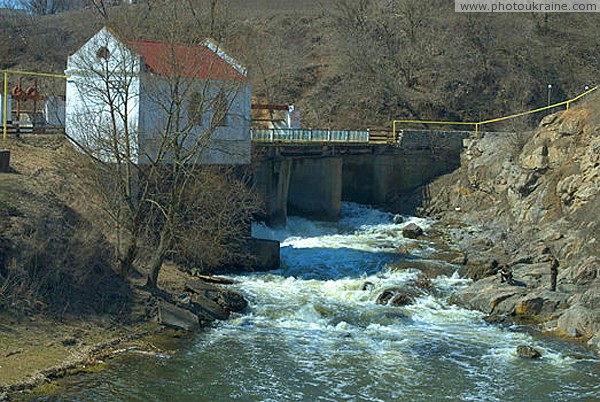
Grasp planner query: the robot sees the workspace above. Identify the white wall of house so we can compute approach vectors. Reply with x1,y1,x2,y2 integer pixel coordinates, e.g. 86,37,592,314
65,27,141,162
65,27,251,165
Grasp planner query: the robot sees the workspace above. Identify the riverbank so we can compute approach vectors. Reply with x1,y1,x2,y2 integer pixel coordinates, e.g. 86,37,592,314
0,259,246,400
418,98,600,353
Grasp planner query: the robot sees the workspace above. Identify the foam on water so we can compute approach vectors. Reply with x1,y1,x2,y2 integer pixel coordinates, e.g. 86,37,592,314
48,202,600,402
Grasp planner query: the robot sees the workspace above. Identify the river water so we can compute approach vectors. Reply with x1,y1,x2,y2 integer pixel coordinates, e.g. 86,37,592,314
39,203,599,402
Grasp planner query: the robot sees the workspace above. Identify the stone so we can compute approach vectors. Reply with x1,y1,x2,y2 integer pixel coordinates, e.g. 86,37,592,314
158,301,199,331
402,223,423,239
516,344,542,359
376,290,394,305
217,290,248,313
390,293,414,307
361,281,374,291
515,298,544,316
185,280,221,300
393,214,404,224
190,296,231,321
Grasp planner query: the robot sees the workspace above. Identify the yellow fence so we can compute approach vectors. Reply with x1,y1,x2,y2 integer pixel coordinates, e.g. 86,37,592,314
2,69,68,140
393,85,599,139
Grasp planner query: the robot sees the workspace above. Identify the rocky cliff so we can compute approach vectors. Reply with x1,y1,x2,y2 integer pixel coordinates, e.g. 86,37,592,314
422,96,600,351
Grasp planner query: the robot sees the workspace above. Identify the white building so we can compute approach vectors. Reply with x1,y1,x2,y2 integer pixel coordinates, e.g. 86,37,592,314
65,27,251,165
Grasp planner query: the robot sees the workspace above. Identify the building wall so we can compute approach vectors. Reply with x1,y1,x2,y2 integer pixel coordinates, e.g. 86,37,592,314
65,27,251,166
64,27,141,162
138,74,251,165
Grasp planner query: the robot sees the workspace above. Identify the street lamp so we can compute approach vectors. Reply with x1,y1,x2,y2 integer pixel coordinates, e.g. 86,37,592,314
547,84,552,107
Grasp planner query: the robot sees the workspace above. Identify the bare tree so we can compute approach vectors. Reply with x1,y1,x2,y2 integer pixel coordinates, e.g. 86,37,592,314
65,10,258,288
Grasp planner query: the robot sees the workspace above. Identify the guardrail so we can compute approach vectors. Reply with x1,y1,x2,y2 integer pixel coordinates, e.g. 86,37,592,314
251,128,370,143
393,85,599,138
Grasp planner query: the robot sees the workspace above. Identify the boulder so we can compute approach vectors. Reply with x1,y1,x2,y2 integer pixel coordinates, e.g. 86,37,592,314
402,223,423,239
158,301,199,331
393,214,404,224
361,281,374,291
376,290,394,305
390,293,414,307
516,344,542,359
190,297,231,322
217,290,248,313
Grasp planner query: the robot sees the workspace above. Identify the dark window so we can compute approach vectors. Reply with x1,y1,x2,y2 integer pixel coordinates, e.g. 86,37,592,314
212,90,228,127
96,46,110,60
188,91,204,126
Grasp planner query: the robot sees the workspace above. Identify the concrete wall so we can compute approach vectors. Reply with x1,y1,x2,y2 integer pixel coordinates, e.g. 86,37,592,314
252,158,291,226
253,130,468,224
288,157,343,221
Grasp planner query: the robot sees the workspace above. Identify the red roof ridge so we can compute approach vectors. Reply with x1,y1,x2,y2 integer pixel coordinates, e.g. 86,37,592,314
121,32,248,81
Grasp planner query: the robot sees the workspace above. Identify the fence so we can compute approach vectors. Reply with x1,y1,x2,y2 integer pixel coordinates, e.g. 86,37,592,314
251,128,370,143
393,85,599,139
2,69,68,140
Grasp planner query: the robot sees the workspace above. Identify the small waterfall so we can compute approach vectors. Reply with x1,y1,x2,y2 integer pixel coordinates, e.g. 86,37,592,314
46,202,600,402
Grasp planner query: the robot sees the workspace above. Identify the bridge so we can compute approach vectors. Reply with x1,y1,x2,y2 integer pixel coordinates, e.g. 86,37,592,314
251,128,470,226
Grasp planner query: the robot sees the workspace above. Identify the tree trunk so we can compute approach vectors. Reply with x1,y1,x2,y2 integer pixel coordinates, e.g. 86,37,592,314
146,230,169,289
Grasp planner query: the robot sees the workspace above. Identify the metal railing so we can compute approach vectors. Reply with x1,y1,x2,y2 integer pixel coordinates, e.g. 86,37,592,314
393,85,599,138
251,128,370,143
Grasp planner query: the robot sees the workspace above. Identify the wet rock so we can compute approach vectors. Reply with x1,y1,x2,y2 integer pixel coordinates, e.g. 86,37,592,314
361,281,374,291
516,344,542,359
402,223,423,239
376,290,394,305
190,296,230,322
566,327,581,338
482,314,511,324
217,290,248,313
393,214,404,224
390,293,414,307
158,301,199,331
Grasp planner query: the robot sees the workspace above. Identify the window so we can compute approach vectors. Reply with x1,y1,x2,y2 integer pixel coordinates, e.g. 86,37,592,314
212,90,228,127
96,46,110,60
188,91,204,126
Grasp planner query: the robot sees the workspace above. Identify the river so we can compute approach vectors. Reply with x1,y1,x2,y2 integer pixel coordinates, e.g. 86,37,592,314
37,203,599,401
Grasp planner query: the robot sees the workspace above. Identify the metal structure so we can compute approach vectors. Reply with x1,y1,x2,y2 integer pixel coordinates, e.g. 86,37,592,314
393,85,599,139
2,69,67,140
251,128,370,143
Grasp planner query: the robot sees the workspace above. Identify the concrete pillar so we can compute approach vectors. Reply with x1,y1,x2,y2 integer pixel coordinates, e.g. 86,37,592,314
288,157,342,220
253,158,291,226
0,150,9,173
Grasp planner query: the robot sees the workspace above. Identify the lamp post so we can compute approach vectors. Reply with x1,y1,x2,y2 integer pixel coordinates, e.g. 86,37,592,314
547,84,552,108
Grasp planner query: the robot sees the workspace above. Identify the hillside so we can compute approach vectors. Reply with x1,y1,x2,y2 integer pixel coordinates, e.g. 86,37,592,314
1,1,600,129
423,95,600,350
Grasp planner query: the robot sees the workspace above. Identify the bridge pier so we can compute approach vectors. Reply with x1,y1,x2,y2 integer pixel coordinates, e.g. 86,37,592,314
288,157,342,221
253,158,291,227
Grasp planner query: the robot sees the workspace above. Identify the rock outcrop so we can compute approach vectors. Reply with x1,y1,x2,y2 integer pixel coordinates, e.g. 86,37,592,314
422,99,600,352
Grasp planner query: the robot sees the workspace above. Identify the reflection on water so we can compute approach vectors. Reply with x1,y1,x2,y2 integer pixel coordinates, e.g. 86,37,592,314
40,203,600,402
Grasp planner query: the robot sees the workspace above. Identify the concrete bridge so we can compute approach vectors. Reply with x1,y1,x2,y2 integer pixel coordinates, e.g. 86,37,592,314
251,128,471,226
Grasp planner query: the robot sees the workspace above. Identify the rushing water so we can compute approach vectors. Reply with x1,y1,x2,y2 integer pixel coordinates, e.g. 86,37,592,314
39,203,599,402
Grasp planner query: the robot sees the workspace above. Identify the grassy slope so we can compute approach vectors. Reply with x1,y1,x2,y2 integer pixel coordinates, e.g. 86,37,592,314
0,135,202,391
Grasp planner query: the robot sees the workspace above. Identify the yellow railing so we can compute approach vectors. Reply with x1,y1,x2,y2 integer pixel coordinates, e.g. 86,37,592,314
393,85,599,140
2,69,68,140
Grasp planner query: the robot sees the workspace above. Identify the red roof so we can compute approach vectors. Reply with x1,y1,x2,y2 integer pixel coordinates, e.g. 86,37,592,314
128,39,248,81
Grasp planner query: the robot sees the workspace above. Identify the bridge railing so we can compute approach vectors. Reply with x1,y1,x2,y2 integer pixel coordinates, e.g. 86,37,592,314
251,128,370,143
